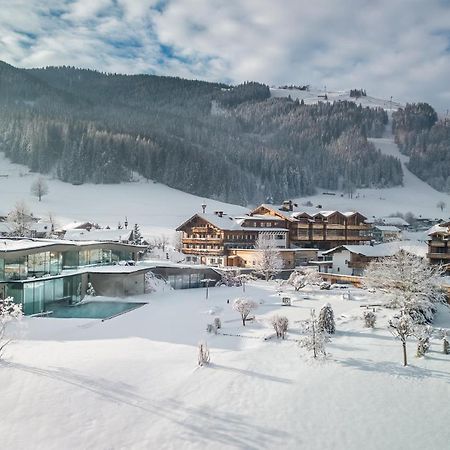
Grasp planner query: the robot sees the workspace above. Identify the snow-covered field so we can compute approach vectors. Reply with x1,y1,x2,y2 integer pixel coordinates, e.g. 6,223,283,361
1,282,450,449
0,153,247,238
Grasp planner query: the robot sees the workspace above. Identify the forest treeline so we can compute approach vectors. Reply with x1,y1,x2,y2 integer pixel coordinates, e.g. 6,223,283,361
0,61,403,205
392,103,450,193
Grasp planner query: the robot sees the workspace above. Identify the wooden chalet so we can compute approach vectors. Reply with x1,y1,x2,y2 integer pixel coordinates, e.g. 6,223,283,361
428,221,450,272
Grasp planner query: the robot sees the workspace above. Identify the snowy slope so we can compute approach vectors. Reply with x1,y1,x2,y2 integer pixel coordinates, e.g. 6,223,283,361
293,118,450,220
0,153,248,238
1,282,450,449
271,87,403,111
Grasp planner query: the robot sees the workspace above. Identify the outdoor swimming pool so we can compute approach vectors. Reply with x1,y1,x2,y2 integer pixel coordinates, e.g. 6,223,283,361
45,301,145,319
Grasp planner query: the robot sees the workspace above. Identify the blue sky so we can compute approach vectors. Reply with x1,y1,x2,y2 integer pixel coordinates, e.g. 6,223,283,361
1,0,450,111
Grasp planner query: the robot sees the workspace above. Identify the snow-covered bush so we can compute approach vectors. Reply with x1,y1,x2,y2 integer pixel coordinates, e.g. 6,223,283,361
388,314,416,366
319,282,331,290
286,268,322,291
198,341,210,366
363,310,377,328
214,317,221,329
0,297,23,359
144,271,167,293
443,336,449,355
415,325,432,357
233,298,258,326
299,309,330,358
271,315,289,339
317,303,335,334
86,282,96,296
363,250,445,324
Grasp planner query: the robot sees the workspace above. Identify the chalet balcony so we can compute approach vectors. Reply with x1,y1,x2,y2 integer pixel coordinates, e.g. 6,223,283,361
326,224,346,229
325,235,347,240
428,241,447,247
427,252,450,259
346,224,370,230
182,248,225,255
183,237,223,243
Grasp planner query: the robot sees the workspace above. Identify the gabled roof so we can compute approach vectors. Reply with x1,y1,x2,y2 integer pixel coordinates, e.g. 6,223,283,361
373,225,401,232
323,242,427,258
64,228,133,242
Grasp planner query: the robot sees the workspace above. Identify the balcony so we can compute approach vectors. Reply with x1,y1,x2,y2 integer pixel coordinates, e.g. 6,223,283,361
427,252,450,259
183,237,223,243
182,248,225,255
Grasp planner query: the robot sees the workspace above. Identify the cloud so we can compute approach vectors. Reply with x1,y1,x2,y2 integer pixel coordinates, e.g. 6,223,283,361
0,0,449,111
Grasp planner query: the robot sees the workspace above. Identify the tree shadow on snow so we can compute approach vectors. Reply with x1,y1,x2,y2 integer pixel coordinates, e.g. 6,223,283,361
336,357,450,384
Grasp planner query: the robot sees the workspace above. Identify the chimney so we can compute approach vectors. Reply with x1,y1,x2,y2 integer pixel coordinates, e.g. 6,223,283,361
201,203,207,214
214,211,224,217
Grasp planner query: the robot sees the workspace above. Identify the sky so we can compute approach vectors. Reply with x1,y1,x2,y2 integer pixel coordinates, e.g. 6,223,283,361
0,0,450,112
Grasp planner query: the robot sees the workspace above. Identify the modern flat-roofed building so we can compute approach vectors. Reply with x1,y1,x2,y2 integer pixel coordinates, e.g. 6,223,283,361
0,239,143,314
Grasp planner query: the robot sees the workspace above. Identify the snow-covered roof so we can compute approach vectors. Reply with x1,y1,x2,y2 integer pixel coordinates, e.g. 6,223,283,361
64,228,133,242
427,223,450,236
373,225,401,232
378,217,409,226
323,241,427,258
0,238,142,253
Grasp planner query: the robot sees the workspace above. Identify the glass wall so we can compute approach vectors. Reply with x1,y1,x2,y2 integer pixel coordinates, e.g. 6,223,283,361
63,251,79,269
4,256,27,280
7,274,82,315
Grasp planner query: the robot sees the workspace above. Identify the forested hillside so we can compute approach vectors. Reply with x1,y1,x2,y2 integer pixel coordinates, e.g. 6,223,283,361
392,103,450,192
0,61,403,205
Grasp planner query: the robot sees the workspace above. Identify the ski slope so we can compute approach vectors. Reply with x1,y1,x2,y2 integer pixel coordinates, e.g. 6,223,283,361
293,119,450,221
271,87,403,111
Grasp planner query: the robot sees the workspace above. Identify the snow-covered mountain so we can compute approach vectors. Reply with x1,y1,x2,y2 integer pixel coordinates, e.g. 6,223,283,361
271,87,403,110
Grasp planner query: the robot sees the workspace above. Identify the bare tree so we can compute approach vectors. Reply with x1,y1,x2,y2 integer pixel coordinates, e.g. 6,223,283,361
253,233,283,281
173,231,183,252
198,341,210,366
8,201,33,237
388,314,415,366
31,177,49,202
436,200,446,212
271,315,289,339
0,298,23,359
286,268,322,291
233,298,258,326
153,235,170,252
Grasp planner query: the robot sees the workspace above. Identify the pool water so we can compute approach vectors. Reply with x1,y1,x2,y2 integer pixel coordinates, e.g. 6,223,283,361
46,301,145,319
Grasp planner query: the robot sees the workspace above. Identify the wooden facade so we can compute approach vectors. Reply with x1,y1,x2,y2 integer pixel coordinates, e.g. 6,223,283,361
249,205,371,250
177,203,372,267
428,222,450,272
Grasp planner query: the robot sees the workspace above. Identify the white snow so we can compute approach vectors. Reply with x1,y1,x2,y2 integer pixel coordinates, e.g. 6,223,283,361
270,87,403,111
1,281,449,449
0,153,248,239
293,118,450,220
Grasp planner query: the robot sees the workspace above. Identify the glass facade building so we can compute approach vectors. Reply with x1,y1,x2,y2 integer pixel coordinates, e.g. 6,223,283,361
0,243,136,315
